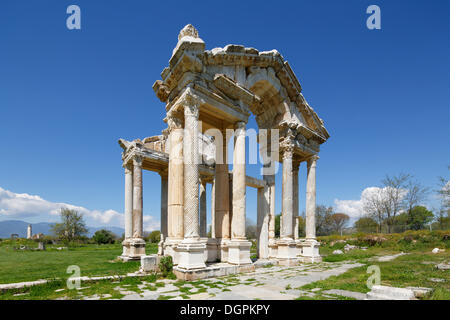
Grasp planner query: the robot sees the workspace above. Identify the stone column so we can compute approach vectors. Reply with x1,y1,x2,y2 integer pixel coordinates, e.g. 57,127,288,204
302,155,321,262
27,224,32,239
306,156,318,240
281,148,294,240
160,172,168,239
211,179,215,238
167,116,184,244
268,181,276,240
120,163,134,259
132,156,143,239
177,103,205,270
293,162,300,241
214,130,230,240
229,121,251,265
199,180,207,238
263,161,276,258
165,117,184,264
129,156,145,258
124,164,133,239
215,129,230,262
257,185,269,259
277,145,297,261
183,104,200,240
231,121,246,240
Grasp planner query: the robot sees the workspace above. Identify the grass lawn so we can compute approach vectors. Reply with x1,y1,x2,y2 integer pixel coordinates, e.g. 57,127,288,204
299,250,450,300
0,242,158,284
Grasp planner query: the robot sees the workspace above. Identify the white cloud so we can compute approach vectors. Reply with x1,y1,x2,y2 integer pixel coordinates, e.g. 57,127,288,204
143,215,160,232
334,186,408,219
0,186,159,229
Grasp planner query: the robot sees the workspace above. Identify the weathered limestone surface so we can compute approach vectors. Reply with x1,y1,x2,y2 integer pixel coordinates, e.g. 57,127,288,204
167,123,184,240
215,132,230,240
124,165,133,239
132,156,143,239
27,224,32,239
366,285,416,300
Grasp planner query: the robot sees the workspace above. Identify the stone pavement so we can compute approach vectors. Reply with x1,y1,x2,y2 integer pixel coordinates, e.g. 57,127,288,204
104,261,364,300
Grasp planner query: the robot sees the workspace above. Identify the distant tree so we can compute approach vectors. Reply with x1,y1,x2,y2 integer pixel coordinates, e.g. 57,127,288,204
381,173,410,233
297,215,306,238
395,206,434,231
148,230,161,243
92,229,115,244
315,205,334,236
51,208,88,242
354,216,378,233
437,173,450,214
432,208,450,230
363,188,386,233
275,214,281,237
330,213,350,235
403,177,429,226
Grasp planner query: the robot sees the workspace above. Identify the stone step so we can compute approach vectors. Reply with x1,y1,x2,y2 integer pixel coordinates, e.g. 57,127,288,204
367,285,416,300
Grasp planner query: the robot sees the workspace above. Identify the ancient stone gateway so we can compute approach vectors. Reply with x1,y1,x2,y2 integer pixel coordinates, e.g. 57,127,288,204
118,25,329,279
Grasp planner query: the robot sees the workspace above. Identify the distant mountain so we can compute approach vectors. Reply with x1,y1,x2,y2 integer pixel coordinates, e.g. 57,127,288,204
0,220,124,238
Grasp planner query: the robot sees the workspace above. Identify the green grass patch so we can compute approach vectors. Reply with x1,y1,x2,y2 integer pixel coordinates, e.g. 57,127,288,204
0,243,158,284
300,251,450,300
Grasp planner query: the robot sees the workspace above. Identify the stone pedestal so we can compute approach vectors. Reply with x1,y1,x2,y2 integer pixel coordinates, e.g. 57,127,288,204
301,239,322,263
218,239,229,262
164,238,182,265
200,237,209,262
228,240,252,265
268,239,278,259
276,239,298,261
177,240,206,270
121,238,146,261
140,254,159,272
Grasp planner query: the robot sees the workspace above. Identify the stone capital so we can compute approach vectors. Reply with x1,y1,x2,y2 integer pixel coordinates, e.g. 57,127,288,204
184,103,199,118
178,87,203,118
281,145,294,160
167,115,183,131
307,155,319,167
124,162,133,174
133,156,143,167
234,121,246,130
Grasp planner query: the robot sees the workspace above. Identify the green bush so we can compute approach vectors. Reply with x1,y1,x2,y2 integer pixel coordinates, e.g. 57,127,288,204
145,230,161,243
92,230,115,244
159,255,173,277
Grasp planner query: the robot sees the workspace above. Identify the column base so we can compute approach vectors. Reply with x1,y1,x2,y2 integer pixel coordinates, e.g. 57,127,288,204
228,240,252,265
276,238,299,260
200,237,209,263
119,238,146,261
177,239,206,270
301,239,322,263
268,239,278,259
163,238,182,265
217,238,230,263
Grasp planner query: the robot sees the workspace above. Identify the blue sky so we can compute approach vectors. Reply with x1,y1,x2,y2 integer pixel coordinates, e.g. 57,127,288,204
0,0,449,230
